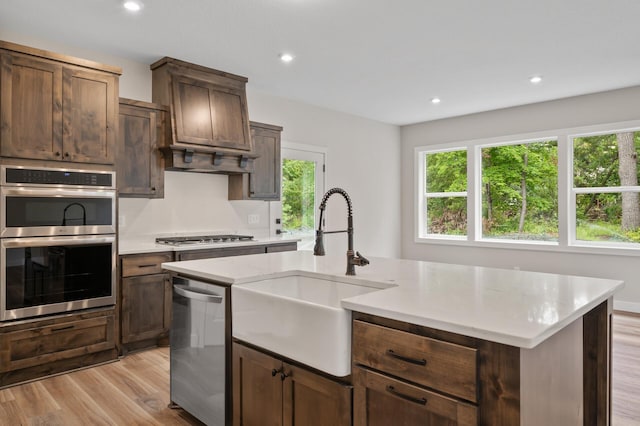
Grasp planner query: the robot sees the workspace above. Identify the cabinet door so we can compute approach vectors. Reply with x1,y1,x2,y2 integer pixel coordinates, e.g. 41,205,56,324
353,366,477,426
62,67,117,164
233,343,283,426
121,273,171,344
283,363,352,426
249,126,281,199
0,52,63,160
172,74,251,151
118,103,164,197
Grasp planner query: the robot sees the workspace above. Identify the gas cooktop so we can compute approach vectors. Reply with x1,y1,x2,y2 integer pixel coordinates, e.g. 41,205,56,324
155,234,254,246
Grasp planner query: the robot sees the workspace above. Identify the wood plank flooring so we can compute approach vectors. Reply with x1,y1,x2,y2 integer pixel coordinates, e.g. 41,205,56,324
0,347,203,425
0,313,638,425
612,312,640,426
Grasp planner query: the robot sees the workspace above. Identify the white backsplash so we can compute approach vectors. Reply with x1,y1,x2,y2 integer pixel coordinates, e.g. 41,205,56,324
118,171,271,240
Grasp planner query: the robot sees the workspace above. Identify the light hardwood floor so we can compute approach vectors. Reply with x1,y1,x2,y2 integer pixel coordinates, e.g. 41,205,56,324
0,347,202,425
612,312,640,426
0,313,638,425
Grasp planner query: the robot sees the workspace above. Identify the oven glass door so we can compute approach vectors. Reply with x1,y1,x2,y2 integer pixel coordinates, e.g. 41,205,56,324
1,235,116,321
1,188,116,237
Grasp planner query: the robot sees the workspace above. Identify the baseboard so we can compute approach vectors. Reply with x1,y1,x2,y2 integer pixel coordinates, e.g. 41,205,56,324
613,300,640,315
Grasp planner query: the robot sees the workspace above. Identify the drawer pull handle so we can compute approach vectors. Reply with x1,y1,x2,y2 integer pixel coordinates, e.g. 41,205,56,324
51,325,75,333
386,385,427,406
138,264,158,268
386,349,427,366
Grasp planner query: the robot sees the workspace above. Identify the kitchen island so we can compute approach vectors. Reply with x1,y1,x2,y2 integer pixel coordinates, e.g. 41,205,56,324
162,250,624,426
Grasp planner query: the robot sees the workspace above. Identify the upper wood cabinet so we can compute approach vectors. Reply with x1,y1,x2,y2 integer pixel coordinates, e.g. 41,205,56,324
151,57,256,173
0,41,120,165
229,121,282,201
117,98,168,198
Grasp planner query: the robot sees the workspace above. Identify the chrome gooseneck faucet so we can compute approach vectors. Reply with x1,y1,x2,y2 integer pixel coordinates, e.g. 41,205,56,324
313,188,369,275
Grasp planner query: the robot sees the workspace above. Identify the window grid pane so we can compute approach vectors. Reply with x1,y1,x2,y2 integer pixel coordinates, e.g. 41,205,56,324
481,140,558,242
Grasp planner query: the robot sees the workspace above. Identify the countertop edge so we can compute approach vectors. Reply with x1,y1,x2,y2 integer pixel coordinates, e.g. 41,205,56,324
343,283,623,348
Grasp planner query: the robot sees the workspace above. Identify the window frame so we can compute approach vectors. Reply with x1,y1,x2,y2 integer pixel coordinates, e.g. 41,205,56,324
568,127,640,249
414,119,640,256
415,145,468,241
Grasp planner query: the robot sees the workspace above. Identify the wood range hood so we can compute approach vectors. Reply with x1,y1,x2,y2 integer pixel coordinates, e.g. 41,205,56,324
150,57,257,174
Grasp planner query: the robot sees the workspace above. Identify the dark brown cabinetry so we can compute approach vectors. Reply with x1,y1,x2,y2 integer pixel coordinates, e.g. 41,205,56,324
119,252,173,354
177,242,297,261
0,307,118,388
118,98,168,198
151,57,256,173
233,342,352,426
352,320,477,426
0,41,120,165
229,121,282,201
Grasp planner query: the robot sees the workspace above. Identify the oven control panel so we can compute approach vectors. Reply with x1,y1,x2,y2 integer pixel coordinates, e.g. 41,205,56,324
3,167,114,188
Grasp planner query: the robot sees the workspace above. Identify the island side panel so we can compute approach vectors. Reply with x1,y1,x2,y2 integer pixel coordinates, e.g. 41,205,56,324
583,299,612,426
477,340,520,425
520,317,584,425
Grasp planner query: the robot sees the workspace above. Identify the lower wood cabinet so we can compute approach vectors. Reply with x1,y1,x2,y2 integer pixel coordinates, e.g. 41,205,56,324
119,251,173,354
121,273,171,344
353,366,477,426
232,342,352,426
0,307,117,388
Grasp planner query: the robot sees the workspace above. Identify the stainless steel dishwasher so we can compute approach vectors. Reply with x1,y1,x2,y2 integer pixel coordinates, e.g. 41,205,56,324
170,276,230,426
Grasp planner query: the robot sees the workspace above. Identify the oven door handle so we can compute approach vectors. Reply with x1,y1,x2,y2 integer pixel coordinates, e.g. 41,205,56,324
174,285,223,304
1,235,115,248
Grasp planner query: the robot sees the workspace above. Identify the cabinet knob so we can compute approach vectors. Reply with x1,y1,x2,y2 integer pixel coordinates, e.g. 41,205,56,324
55,151,61,157
64,152,70,158
151,187,156,192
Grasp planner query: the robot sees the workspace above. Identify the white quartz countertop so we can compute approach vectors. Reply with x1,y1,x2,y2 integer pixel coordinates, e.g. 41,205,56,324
118,236,300,255
161,250,624,348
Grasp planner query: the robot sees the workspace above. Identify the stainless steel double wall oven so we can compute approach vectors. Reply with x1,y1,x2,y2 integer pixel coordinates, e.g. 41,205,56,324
0,166,116,321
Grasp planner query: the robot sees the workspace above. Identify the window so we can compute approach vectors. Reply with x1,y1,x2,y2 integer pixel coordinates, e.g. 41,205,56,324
481,140,558,241
572,130,640,245
418,148,467,238
415,121,640,252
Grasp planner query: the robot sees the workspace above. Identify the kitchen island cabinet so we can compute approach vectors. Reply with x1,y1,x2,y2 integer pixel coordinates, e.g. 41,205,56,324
161,251,623,426
0,41,120,165
233,342,352,426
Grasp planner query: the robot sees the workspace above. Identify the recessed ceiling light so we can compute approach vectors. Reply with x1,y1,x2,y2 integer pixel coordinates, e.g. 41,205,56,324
431,97,441,104
123,1,142,12
529,75,543,84
279,53,294,63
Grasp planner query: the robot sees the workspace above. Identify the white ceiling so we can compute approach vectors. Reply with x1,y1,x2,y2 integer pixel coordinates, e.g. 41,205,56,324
1,0,640,126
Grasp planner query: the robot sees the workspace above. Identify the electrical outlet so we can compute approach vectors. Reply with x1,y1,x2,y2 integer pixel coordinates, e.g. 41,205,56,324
248,214,260,225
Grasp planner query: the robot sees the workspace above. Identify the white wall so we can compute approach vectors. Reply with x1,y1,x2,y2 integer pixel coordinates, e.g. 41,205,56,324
401,86,640,312
0,30,402,257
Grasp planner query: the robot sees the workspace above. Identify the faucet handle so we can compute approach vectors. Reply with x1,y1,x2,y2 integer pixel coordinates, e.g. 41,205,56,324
355,251,370,266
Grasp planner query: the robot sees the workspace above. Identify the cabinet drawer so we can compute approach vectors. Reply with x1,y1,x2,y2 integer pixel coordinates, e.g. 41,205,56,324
177,245,265,261
121,252,173,277
0,314,115,373
352,320,477,403
265,242,297,253
353,366,477,426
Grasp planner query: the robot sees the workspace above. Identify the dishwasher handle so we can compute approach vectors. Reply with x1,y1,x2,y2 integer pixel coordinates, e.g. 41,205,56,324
174,284,223,304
